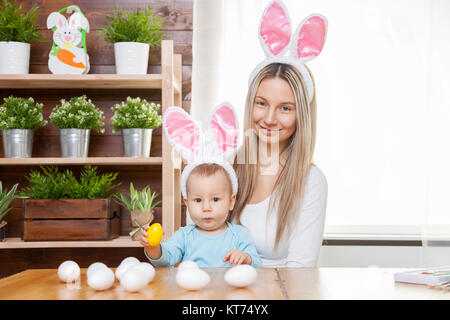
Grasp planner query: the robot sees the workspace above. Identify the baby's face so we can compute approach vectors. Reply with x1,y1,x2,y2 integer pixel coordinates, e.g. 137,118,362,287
184,171,236,233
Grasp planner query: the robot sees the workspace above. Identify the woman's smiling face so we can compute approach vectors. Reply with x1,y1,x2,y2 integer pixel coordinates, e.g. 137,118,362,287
252,77,297,150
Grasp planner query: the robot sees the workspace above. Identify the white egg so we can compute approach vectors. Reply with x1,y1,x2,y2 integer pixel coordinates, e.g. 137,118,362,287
87,267,115,291
224,265,258,287
87,262,108,278
120,268,148,292
57,260,81,283
176,268,210,291
115,260,140,280
177,260,199,271
120,257,140,266
130,262,155,284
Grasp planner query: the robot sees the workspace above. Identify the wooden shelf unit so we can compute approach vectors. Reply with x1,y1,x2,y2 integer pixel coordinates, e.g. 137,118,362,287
0,157,163,166
0,40,182,248
0,73,181,93
1,237,141,249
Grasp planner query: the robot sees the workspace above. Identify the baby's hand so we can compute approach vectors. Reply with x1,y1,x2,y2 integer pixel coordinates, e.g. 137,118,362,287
223,249,251,266
139,229,150,247
138,228,165,247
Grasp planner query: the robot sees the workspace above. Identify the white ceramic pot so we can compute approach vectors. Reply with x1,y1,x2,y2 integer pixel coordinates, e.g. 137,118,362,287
114,42,150,74
0,41,30,74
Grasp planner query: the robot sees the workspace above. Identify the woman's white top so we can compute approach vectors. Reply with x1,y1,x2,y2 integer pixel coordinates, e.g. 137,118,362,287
238,166,328,268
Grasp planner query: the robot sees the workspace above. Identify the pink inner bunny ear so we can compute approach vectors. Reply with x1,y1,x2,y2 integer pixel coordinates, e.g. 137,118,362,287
259,0,291,57
59,17,65,28
164,109,201,155
295,15,327,60
209,103,238,154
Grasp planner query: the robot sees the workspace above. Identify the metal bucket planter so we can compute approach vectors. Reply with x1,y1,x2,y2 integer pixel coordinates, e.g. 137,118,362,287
59,128,90,157
2,129,34,158
122,128,152,157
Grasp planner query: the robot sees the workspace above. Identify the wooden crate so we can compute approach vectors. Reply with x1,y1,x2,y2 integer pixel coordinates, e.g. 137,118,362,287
22,199,120,241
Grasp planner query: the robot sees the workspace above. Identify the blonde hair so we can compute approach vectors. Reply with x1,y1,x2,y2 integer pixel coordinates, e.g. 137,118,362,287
230,63,317,249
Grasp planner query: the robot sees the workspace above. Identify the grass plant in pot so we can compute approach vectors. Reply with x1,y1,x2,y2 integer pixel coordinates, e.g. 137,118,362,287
0,0,41,74
0,182,18,241
19,165,122,241
49,95,105,157
114,182,161,241
0,96,47,158
98,6,164,74
110,97,162,157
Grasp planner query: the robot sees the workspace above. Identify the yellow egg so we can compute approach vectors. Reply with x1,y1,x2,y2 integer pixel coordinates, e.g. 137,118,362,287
146,223,163,246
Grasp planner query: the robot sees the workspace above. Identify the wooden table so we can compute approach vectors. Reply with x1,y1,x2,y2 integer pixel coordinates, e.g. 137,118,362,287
0,267,448,300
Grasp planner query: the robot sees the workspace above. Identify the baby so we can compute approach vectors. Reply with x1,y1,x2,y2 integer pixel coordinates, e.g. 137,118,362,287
140,163,262,268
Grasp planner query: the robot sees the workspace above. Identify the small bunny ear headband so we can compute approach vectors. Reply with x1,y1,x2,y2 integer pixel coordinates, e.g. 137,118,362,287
163,103,239,198
248,0,328,103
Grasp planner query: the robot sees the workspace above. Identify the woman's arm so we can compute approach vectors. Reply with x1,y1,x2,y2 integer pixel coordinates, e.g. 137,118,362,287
284,167,328,267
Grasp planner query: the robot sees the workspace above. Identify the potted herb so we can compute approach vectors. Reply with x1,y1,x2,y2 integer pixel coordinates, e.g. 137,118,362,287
0,0,41,74
114,182,160,240
111,97,162,157
98,6,164,74
49,95,105,157
20,165,122,241
0,182,18,241
0,96,47,158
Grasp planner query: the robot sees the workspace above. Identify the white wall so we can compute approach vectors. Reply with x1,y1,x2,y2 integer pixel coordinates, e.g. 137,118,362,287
318,245,450,268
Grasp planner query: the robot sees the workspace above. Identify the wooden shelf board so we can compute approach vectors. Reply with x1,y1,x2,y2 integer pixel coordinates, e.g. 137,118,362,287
0,157,162,166
0,236,141,249
0,74,163,89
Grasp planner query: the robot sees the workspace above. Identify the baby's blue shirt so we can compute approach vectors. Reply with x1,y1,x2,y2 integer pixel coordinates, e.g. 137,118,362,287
144,222,262,268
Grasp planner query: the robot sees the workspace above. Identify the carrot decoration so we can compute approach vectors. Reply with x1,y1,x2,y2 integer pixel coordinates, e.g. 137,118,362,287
56,49,86,69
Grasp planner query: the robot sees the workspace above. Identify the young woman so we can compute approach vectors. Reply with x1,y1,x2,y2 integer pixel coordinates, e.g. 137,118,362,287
230,62,328,267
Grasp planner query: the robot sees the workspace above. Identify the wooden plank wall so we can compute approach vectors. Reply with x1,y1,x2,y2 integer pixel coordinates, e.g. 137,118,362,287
0,0,192,278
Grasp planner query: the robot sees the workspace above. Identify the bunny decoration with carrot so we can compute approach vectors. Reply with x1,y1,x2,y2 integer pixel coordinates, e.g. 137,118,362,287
163,103,239,198
46,5,90,74
248,0,327,103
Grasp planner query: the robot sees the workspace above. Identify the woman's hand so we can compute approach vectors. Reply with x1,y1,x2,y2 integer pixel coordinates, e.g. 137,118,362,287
223,249,252,266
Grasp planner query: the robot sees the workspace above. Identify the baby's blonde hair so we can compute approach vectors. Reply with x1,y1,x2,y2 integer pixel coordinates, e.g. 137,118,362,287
186,163,233,196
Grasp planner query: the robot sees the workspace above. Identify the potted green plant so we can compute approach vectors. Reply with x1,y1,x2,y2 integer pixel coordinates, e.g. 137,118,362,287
114,182,161,240
0,182,18,241
110,97,162,157
20,165,122,241
49,95,105,157
0,0,41,74
0,96,47,158
98,6,164,74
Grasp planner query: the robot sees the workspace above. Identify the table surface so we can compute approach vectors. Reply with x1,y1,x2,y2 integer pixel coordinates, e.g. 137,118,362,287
0,267,448,300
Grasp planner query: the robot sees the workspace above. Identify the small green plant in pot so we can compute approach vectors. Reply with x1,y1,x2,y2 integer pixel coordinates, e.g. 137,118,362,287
0,0,41,73
0,96,47,158
114,182,161,240
49,95,105,158
0,182,18,241
98,6,165,74
111,97,162,157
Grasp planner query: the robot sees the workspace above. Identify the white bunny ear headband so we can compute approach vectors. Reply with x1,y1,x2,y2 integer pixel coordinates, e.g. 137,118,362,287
248,0,328,103
163,103,239,198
